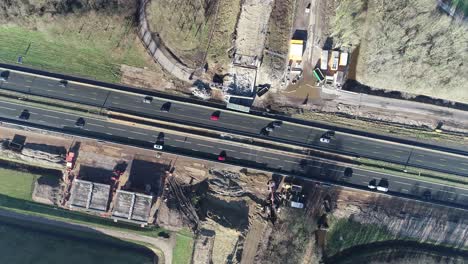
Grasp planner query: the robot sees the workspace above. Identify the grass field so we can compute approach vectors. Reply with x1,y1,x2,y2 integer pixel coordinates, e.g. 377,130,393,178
147,0,240,69
0,167,38,200
326,217,395,256
173,232,195,264
0,12,156,83
0,215,153,264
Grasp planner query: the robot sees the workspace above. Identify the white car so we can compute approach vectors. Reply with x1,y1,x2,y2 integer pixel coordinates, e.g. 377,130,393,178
376,179,389,192
320,137,330,143
154,144,163,150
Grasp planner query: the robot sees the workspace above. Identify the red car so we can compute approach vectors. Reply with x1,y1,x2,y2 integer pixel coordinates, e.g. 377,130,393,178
210,111,221,121
218,151,226,161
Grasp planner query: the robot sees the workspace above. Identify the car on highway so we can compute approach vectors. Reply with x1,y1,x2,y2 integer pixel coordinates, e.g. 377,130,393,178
19,109,30,120
271,120,282,128
75,117,85,127
160,102,171,112
143,96,153,104
319,137,330,143
368,179,377,190
58,79,68,87
423,189,432,200
260,128,270,136
218,151,226,161
265,124,274,132
154,144,163,150
377,178,389,192
210,111,220,121
344,167,353,177
0,71,9,82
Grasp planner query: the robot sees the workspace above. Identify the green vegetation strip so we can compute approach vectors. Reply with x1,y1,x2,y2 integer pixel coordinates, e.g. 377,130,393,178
173,232,195,264
359,158,468,189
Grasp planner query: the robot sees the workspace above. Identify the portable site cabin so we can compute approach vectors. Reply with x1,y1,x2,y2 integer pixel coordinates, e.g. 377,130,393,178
320,50,328,70
331,51,340,71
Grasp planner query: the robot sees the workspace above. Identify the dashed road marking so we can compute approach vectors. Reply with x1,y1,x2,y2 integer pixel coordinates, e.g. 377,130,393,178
108,127,126,131
131,131,148,136
395,181,412,186
197,143,213,148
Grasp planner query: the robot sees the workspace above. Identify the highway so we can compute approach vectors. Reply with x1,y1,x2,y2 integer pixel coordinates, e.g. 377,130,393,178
1,68,468,177
0,99,467,208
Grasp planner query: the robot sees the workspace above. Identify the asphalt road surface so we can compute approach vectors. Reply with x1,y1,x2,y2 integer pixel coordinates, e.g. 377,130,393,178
1,69,468,177
0,100,467,208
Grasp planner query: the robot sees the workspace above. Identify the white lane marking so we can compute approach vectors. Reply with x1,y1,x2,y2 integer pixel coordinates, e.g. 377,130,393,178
460,193,468,197
284,160,298,164
438,190,455,194
0,106,16,111
25,80,33,83
108,127,126,132
131,131,148,136
402,189,409,192
42,114,60,119
223,149,237,152
264,156,279,161
87,123,104,127
240,152,253,155
106,132,113,135
174,139,185,143
197,143,213,148
394,181,412,186
65,118,75,122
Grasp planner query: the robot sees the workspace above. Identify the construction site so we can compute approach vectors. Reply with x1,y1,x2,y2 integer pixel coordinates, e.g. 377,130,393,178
0,119,467,263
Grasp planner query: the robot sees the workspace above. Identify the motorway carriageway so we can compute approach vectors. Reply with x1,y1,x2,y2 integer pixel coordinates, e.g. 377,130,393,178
1,69,468,177
0,100,467,207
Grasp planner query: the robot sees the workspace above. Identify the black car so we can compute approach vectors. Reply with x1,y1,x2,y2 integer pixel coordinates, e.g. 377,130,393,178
422,189,432,200
160,102,171,112
19,109,30,120
0,70,9,82
260,128,270,136
59,79,68,87
75,117,85,127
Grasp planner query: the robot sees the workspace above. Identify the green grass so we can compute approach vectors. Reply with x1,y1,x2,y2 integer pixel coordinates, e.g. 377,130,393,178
0,167,38,200
0,12,155,83
326,217,395,256
147,0,240,68
0,214,154,264
172,232,194,264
